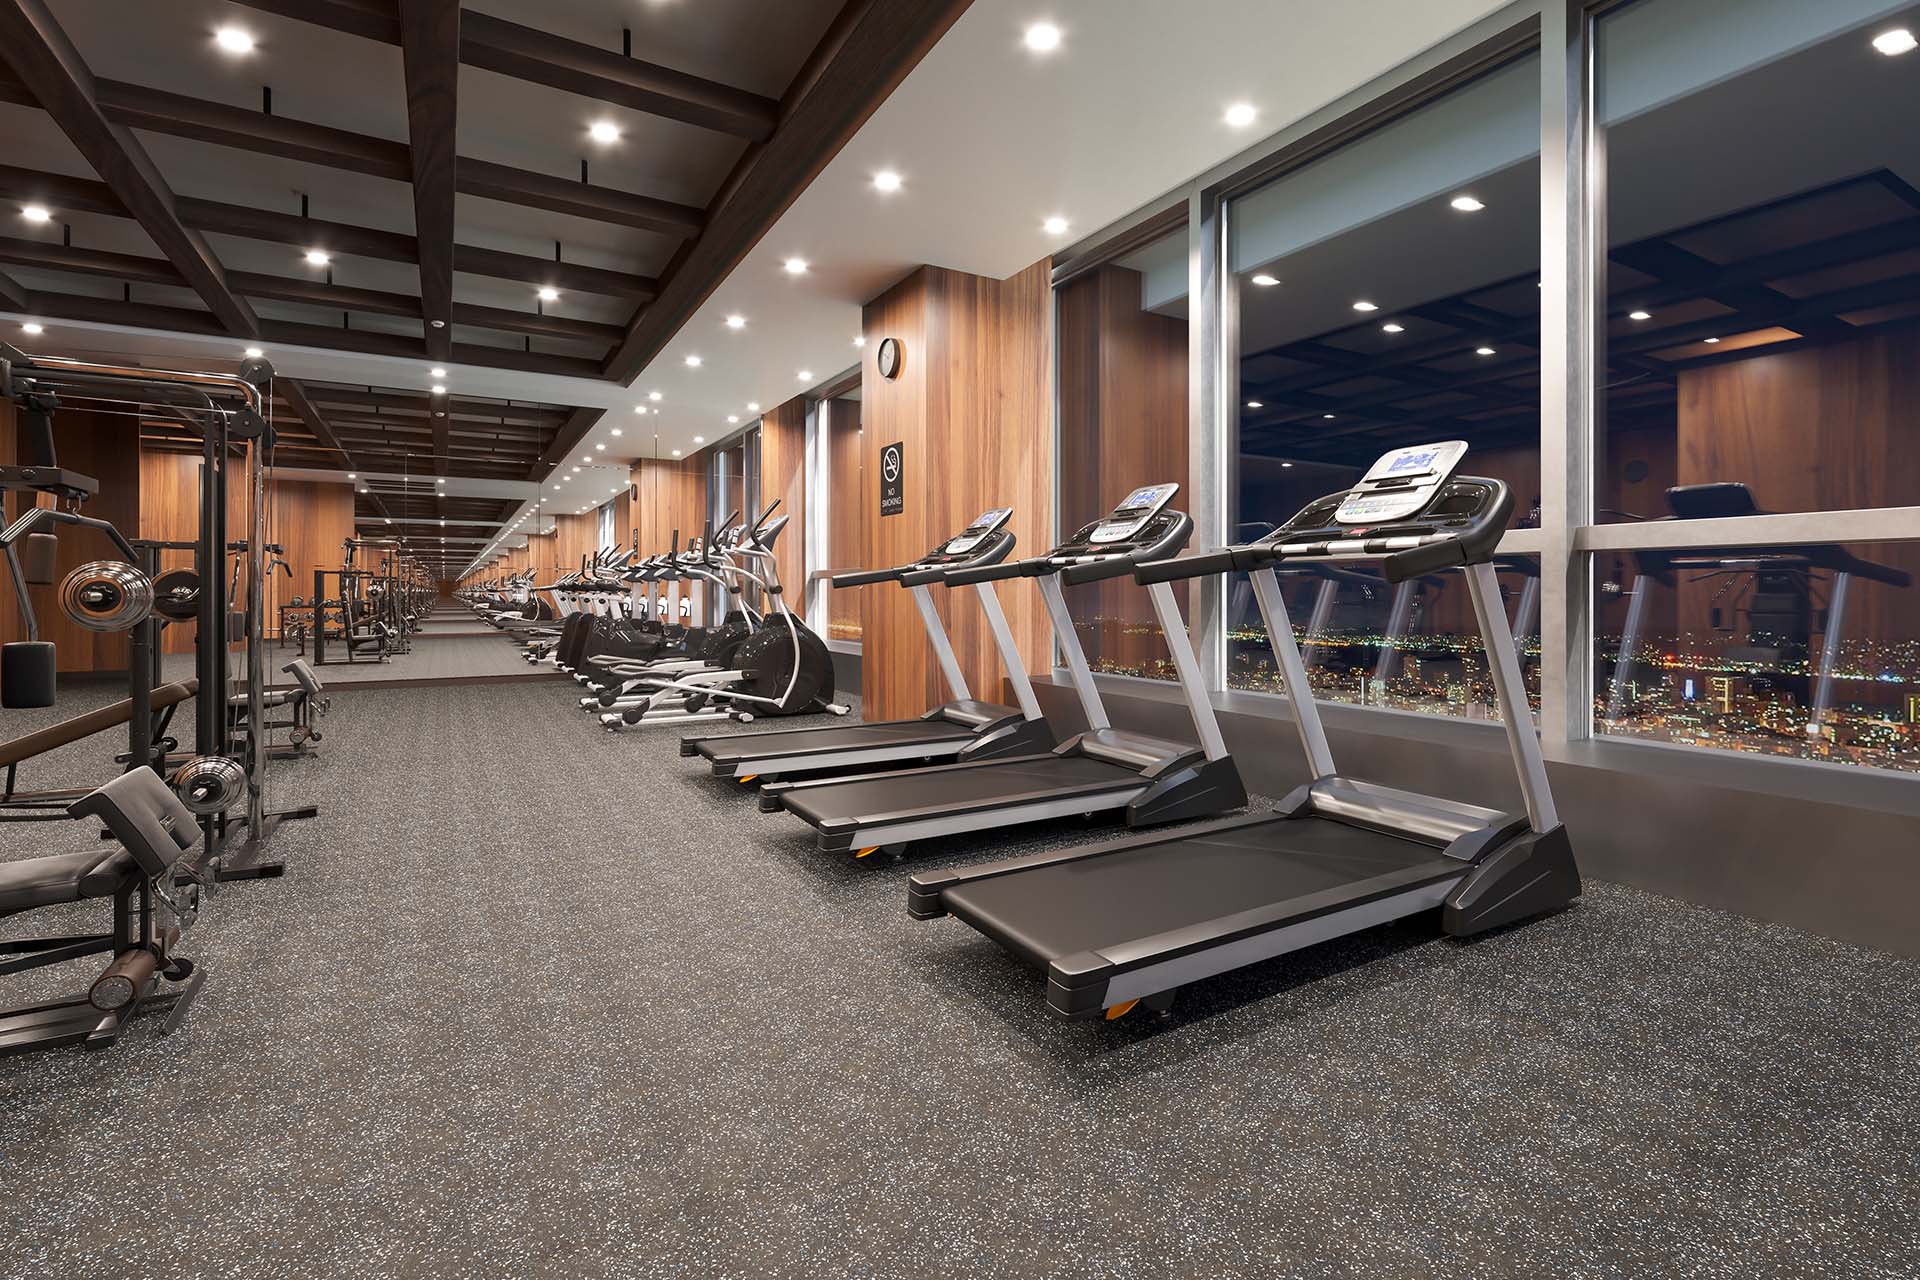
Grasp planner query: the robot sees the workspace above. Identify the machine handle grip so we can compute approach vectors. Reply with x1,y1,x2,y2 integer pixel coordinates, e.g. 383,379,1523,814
897,566,950,587
1062,556,1138,585
831,567,899,588
943,559,1037,586
1133,548,1240,585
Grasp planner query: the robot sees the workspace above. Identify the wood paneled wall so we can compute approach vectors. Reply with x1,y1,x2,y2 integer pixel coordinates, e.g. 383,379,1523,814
759,397,807,600
857,259,1053,719
630,455,708,555
0,405,143,673
1056,262,1189,671
139,453,353,650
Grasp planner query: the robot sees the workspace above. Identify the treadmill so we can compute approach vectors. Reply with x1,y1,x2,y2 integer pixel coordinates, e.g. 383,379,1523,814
770,484,1247,860
679,507,1056,790
908,443,1581,1019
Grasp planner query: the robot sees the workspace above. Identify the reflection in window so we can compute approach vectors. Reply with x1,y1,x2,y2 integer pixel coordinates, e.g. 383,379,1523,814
1226,53,1541,716
1056,225,1189,678
825,395,864,642
1227,555,1541,718
1598,0,1920,520
1596,536,1918,773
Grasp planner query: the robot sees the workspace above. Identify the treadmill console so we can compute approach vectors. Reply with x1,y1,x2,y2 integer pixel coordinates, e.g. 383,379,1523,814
1051,485,1189,571
1334,441,1467,524
939,507,1014,557
1225,444,1510,581
1090,484,1178,544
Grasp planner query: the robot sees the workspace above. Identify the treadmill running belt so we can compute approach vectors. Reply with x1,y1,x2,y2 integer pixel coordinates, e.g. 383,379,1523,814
782,755,1140,827
699,719,974,764
942,818,1459,968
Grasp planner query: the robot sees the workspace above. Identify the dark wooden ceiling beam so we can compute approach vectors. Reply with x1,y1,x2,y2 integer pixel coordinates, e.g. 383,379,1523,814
0,166,659,299
24,289,227,335
0,234,182,284
291,386,568,423
601,0,975,383
0,267,31,310
457,11,776,141
457,159,701,238
397,0,459,362
528,406,605,480
225,1,779,140
0,0,258,336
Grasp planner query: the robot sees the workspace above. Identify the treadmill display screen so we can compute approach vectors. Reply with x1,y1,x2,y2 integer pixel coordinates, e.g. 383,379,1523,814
944,508,1013,555
1091,484,1179,543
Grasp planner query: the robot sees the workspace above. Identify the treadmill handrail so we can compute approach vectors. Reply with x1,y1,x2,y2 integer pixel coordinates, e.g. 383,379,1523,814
831,566,902,588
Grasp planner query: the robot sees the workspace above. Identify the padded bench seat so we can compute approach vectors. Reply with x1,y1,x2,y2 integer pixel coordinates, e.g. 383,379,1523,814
0,846,140,914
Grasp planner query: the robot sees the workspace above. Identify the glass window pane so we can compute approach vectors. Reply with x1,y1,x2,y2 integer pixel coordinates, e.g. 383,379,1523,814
1057,224,1190,678
1598,0,1920,520
1595,538,1919,772
1227,53,1541,714
1228,553,1541,718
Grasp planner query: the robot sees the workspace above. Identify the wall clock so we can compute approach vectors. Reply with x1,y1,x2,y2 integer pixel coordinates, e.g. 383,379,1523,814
876,336,903,379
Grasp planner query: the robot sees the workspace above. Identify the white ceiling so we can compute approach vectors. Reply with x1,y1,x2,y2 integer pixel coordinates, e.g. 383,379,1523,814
4,0,1510,560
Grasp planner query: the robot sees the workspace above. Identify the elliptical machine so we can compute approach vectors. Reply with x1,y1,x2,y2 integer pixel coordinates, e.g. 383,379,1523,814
601,501,846,731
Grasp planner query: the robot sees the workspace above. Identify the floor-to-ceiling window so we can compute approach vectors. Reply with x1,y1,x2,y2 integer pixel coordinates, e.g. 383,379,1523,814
1589,0,1920,772
1225,52,1544,721
1055,221,1191,680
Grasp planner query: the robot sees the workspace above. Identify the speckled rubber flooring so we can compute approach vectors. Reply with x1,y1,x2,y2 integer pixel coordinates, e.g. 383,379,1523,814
2,676,1917,1279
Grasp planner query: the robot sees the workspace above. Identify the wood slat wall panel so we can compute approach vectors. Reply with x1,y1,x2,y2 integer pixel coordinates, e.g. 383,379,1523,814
759,397,807,600
1,406,144,673
1056,263,1186,675
858,259,1052,719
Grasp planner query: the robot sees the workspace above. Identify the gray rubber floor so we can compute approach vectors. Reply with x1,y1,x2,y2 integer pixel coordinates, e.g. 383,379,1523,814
2,679,1916,1279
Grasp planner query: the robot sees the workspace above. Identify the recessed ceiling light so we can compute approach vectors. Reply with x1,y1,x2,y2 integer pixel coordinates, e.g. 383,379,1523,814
1023,22,1062,53
588,120,622,144
1449,195,1486,212
1245,400,1263,409
783,257,808,275
21,322,43,335
1042,216,1069,236
693,435,705,444
872,170,903,194
611,428,623,437
1704,337,1721,344
1223,102,1258,129
1381,323,1404,334
725,314,746,330
671,449,682,458
594,443,606,451
304,249,331,266
1250,274,1280,288
430,366,446,377
727,415,739,424
1873,28,1916,55
1281,462,1293,469
21,204,50,223
553,485,561,492
747,401,760,412
213,26,255,54
1352,300,1378,312
537,286,560,303
797,369,813,382
243,345,264,358
684,354,702,367
852,335,866,347
431,384,447,394
1475,346,1496,356
570,466,581,473
1628,310,1652,321
1323,414,1336,420
346,473,356,479
648,390,663,402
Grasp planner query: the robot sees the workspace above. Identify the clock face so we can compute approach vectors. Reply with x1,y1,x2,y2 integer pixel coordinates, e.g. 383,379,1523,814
877,336,903,379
